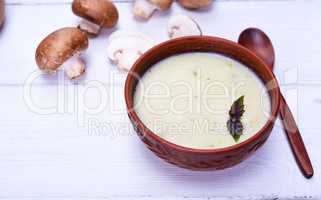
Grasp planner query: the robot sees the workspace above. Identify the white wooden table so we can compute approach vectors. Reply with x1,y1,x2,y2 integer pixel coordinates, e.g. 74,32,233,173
0,0,320,199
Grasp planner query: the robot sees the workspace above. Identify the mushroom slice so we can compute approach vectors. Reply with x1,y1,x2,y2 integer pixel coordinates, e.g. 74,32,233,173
177,0,213,10
107,30,154,71
133,0,173,20
72,0,119,36
0,0,4,28
77,20,101,37
168,14,202,38
35,27,89,79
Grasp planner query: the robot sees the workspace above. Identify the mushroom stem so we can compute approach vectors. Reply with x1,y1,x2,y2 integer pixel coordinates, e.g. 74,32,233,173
78,19,102,37
62,55,86,79
133,0,157,20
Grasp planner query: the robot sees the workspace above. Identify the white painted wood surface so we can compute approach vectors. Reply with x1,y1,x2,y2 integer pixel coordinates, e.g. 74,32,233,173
0,0,320,199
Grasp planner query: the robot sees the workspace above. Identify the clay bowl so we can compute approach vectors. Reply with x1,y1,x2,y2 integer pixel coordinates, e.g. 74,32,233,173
125,36,280,170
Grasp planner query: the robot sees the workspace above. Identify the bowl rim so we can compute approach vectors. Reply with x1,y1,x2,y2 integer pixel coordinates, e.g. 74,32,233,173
125,36,280,154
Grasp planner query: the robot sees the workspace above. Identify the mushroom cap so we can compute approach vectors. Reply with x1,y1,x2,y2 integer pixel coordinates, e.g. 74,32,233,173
72,0,119,28
0,0,4,27
177,0,212,10
35,27,89,71
149,0,173,10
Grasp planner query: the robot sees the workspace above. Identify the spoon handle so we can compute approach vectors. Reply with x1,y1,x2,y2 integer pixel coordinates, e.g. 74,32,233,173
279,94,314,178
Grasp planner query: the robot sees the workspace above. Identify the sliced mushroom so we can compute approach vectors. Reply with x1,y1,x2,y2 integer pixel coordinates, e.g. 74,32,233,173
133,0,173,20
0,0,4,28
35,27,89,79
177,0,213,10
72,0,119,36
168,14,202,38
107,30,154,71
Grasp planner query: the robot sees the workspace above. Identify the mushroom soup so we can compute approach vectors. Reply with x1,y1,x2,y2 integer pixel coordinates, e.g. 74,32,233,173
134,52,271,149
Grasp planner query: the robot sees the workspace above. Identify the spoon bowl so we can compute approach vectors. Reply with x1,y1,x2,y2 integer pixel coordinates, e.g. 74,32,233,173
238,28,275,70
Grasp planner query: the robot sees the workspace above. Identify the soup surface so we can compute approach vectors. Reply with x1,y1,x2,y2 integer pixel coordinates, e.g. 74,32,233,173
134,53,271,149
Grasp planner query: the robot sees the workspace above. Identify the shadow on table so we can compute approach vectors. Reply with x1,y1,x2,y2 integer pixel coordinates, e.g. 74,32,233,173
135,130,286,184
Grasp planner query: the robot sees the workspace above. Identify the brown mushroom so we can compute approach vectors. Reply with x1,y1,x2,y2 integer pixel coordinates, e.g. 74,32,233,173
133,0,173,20
35,27,89,79
72,0,119,36
177,0,213,10
0,0,4,28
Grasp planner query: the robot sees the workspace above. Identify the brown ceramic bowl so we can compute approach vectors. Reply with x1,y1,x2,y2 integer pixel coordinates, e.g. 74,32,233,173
125,36,280,170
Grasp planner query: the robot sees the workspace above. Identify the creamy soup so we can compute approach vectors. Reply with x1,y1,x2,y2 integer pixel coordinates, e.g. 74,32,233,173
134,53,271,149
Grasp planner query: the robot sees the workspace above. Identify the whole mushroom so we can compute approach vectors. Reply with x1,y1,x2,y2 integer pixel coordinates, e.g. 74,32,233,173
72,0,119,36
107,30,154,71
177,0,213,10
0,0,4,28
35,27,89,79
133,0,173,20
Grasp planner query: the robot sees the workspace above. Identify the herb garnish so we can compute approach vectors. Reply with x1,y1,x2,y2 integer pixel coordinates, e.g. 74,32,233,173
227,96,245,142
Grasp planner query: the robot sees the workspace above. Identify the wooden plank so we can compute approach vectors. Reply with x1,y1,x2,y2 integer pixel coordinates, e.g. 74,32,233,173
3,0,297,5
5,0,128,5
0,85,320,198
0,1,320,85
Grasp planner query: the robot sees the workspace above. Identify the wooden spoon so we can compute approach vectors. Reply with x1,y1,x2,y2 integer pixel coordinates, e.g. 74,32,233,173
238,28,314,179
